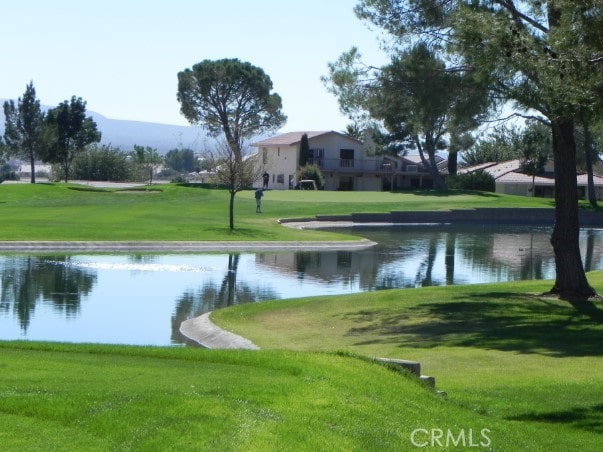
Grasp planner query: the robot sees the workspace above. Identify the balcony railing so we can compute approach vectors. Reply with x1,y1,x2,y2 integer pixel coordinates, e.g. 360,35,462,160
307,157,419,174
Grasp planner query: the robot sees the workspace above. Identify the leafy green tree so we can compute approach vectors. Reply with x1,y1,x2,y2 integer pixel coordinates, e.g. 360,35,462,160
177,58,287,230
324,43,488,190
130,145,162,184
519,121,552,197
298,133,310,167
207,141,261,224
343,123,364,142
2,82,45,183
62,145,131,182
461,125,524,166
0,138,18,182
164,148,196,174
353,0,603,301
177,59,286,159
575,118,603,208
296,164,325,189
44,96,101,182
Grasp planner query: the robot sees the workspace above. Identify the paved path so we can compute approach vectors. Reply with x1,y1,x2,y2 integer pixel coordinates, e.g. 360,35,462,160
0,239,375,252
180,313,260,350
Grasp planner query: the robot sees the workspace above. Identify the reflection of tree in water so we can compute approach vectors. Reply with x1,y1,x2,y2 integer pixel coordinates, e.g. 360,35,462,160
456,229,551,282
295,252,322,280
0,256,97,332
366,226,572,289
415,234,440,287
583,230,602,272
445,231,456,285
171,254,279,344
127,254,157,264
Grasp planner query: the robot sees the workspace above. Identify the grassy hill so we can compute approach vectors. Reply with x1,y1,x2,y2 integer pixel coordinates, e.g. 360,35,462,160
1,336,598,450
210,275,603,450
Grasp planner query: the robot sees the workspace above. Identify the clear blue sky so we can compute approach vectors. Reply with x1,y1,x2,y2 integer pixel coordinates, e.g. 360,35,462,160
2,0,386,132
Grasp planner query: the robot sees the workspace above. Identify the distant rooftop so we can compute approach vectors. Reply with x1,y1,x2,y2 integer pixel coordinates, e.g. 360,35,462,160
251,131,356,147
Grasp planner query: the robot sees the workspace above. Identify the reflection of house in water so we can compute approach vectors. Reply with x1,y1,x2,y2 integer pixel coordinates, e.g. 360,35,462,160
256,227,603,292
255,250,386,289
489,232,553,265
484,231,555,280
488,229,602,267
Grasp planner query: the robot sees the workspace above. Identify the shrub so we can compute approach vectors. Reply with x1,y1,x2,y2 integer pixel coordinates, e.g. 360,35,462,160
54,145,133,182
447,170,495,192
296,164,324,189
0,163,18,182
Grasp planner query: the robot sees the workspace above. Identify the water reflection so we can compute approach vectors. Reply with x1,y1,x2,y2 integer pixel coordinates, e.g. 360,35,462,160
0,256,96,331
0,225,602,346
170,254,279,343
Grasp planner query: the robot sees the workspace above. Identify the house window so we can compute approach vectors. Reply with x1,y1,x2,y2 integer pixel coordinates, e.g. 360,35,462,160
309,148,324,158
277,174,285,184
262,148,268,165
340,148,354,168
308,148,324,167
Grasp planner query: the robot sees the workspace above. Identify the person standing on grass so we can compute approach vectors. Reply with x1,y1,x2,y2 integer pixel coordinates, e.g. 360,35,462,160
255,188,264,213
262,172,269,189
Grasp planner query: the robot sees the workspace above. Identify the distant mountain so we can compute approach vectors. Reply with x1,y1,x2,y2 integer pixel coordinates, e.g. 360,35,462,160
87,112,211,154
0,100,210,154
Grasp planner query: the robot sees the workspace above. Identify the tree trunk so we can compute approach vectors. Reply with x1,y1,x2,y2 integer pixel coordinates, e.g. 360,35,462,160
29,152,36,184
229,190,235,230
427,151,446,190
548,119,596,301
63,162,70,183
415,135,446,190
447,150,458,176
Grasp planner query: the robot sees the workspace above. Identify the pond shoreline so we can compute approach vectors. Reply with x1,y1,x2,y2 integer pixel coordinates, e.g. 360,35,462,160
2,208,600,253
3,209,600,349
280,207,600,227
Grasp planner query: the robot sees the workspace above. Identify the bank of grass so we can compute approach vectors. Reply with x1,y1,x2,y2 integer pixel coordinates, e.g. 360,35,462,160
0,338,598,451
0,182,555,241
211,273,603,449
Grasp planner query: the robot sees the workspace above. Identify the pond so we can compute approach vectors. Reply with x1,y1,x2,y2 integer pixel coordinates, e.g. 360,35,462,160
1,225,602,346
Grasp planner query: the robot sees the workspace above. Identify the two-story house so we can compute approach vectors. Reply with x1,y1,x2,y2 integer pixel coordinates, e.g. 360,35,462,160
252,130,445,191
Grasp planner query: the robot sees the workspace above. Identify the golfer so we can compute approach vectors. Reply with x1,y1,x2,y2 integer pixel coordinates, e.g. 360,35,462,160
255,188,264,213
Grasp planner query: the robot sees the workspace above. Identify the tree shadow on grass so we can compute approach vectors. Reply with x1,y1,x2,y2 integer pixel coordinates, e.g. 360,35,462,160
341,292,603,357
68,186,110,193
405,189,500,198
507,403,603,434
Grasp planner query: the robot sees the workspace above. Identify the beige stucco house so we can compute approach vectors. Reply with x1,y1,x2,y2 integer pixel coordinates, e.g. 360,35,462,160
460,159,603,200
251,130,446,191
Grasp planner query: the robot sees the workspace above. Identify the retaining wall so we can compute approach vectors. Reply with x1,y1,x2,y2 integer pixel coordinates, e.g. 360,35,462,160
302,208,603,227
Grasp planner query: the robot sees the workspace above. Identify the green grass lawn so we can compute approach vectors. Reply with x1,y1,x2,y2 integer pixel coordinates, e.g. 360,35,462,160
0,182,556,241
0,182,600,449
